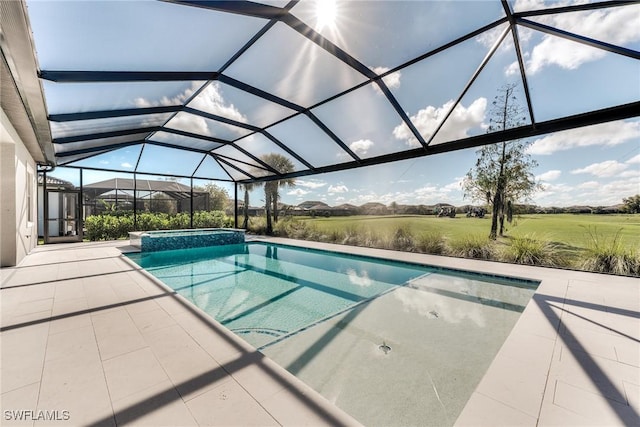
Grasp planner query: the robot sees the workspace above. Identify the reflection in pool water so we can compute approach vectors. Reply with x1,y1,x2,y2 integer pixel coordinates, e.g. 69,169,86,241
127,242,538,427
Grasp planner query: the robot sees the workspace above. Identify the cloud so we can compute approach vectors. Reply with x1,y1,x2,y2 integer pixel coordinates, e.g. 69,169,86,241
511,3,640,75
571,160,628,178
297,179,326,189
527,120,640,155
442,177,464,192
534,176,640,206
121,162,133,168
393,98,487,147
371,66,401,95
345,269,373,287
626,154,640,164
189,82,247,124
328,184,348,194
135,82,248,140
287,188,309,197
348,139,374,156
536,170,562,181
620,168,640,179
577,181,599,190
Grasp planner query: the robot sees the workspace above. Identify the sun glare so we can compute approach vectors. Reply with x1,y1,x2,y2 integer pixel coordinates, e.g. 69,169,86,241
316,0,337,30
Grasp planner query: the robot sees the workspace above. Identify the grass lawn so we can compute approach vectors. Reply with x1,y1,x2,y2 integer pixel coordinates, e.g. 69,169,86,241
298,213,640,255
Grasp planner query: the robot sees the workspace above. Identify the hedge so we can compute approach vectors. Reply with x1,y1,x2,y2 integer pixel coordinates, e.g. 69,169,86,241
84,211,233,241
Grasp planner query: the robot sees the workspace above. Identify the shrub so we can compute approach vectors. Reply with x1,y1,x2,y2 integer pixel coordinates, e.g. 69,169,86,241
447,234,495,260
115,215,134,239
247,216,267,235
193,210,232,228
416,231,446,255
325,229,345,244
387,224,415,251
169,213,191,229
580,227,640,276
358,228,385,249
342,224,363,246
273,218,319,239
85,215,105,241
136,212,170,231
84,210,233,241
501,234,565,267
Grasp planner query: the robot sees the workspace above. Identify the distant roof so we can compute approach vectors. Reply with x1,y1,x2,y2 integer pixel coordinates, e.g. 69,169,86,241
83,178,206,199
37,175,74,188
334,203,358,210
298,201,329,208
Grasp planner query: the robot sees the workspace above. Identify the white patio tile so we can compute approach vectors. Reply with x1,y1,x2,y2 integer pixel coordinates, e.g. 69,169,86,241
2,240,638,427
154,345,232,402
552,380,638,426
0,382,40,427
129,307,177,334
44,324,99,362
111,380,197,426
37,354,114,427
474,353,548,418
102,347,170,402
624,380,640,413
455,392,537,427
91,308,148,361
186,380,278,426
0,325,49,394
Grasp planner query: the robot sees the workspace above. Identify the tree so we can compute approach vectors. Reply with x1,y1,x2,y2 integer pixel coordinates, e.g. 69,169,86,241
462,84,541,239
623,194,640,213
242,182,259,229
202,183,230,211
261,153,296,234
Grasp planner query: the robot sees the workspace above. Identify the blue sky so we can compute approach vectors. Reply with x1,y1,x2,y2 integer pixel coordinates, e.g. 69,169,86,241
29,0,640,208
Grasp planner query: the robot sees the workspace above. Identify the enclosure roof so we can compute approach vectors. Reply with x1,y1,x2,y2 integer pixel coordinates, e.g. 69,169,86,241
83,178,203,192
37,175,74,188
81,178,207,199
8,0,640,183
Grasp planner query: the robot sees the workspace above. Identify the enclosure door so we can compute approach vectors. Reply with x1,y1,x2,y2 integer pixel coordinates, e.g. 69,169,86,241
45,190,82,243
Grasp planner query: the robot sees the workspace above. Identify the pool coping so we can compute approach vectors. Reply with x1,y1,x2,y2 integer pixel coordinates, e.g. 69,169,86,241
257,237,640,426
117,241,364,426
1,238,637,426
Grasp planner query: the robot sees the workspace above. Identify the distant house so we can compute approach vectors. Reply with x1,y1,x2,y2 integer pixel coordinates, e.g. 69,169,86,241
332,203,360,216
298,201,329,210
82,178,209,216
37,175,76,239
359,202,389,215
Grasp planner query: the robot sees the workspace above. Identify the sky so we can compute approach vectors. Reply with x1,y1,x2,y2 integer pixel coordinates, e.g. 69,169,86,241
28,0,640,208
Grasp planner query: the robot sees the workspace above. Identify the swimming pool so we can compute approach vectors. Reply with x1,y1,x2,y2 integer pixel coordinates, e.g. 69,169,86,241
129,228,245,252
127,242,538,426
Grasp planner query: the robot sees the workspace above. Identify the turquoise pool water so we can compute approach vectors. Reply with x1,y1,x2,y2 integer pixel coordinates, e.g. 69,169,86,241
128,242,443,347
127,242,538,426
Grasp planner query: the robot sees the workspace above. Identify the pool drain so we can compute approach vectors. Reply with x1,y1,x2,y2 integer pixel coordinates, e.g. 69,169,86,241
379,341,391,354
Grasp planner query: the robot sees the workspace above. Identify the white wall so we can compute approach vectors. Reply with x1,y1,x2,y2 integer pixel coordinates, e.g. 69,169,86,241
1,107,37,267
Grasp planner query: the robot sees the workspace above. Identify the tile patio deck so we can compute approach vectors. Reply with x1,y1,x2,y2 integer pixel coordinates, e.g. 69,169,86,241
1,239,638,426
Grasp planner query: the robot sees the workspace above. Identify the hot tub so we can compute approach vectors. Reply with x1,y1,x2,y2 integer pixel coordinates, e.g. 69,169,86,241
129,228,245,252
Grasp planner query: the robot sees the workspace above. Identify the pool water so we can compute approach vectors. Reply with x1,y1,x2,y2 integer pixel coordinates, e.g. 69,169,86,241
127,242,538,426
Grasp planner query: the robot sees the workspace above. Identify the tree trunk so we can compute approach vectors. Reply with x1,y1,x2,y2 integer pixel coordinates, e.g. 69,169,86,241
272,190,279,224
489,187,501,240
265,191,273,235
492,140,508,239
242,189,249,229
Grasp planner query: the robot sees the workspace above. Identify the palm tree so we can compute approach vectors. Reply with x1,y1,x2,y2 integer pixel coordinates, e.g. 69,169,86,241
261,153,296,234
242,182,258,229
